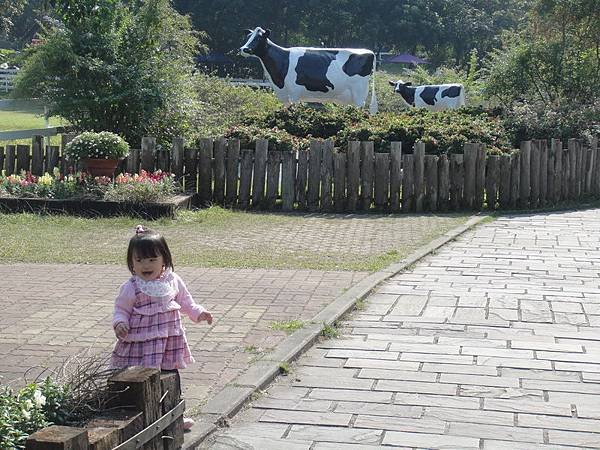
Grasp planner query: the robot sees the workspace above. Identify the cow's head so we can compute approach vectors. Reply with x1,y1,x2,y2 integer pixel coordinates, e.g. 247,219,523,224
240,27,271,57
388,80,412,93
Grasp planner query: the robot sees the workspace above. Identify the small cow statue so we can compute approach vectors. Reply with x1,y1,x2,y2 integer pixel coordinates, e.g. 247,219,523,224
388,80,465,111
240,27,378,113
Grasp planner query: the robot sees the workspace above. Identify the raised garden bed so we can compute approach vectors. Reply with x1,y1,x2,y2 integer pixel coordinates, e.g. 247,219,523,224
0,194,194,219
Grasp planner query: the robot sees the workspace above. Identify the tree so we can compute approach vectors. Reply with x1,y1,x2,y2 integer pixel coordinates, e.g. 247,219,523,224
0,0,27,39
13,0,201,147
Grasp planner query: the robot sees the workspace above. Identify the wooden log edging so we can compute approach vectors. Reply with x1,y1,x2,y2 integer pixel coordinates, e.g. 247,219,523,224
2,134,600,215
25,367,184,450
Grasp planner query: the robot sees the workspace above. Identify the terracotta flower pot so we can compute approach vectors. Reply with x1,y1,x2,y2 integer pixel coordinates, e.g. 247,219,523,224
84,158,120,177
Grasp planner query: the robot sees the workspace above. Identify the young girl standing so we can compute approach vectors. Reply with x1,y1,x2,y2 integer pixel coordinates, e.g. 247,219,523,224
111,225,212,429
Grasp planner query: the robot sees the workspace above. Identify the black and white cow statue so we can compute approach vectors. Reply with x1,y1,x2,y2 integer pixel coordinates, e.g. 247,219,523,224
240,27,378,113
388,80,465,111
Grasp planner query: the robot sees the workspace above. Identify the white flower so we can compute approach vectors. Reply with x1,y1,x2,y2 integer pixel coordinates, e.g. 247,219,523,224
24,399,33,409
34,389,46,407
22,409,31,420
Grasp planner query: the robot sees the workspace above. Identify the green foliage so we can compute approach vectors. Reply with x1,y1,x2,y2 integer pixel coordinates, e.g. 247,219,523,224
104,171,180,203
224,124,310,152
13,0,201,147
0,378,69,449
64,131,130,161
270,320,304,333
192,74,280,138
320,322,340,339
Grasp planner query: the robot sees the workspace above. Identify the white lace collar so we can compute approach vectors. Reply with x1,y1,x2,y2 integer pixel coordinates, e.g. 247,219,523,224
134,269,177,298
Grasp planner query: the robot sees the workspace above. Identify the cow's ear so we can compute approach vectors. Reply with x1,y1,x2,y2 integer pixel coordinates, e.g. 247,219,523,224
388,80,396,86
264,29,271,38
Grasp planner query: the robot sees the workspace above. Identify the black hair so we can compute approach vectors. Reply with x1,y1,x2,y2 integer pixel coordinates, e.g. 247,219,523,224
127,227,174,274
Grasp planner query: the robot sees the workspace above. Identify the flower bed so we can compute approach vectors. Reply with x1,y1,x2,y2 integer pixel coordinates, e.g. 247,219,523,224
0,169,193,219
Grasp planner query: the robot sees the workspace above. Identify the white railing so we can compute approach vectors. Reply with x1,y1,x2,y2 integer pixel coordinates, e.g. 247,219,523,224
0,67,18,92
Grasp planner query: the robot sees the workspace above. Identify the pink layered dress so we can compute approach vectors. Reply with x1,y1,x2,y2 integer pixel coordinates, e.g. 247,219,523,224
111,270,205,370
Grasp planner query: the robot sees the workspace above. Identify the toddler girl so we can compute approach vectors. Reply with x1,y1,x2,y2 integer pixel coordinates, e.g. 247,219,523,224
111,225,212,430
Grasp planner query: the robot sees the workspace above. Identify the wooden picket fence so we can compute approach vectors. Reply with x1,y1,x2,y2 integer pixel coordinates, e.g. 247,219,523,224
1,134,599,212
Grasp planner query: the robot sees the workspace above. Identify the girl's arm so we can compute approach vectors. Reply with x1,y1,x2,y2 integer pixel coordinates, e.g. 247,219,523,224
174,273,210,323
112,281,136,329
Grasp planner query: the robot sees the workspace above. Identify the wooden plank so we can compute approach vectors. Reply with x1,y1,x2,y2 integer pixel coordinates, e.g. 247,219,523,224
498,154,511,209
126,149,139,175
547,142,555,205
424,155,438,211
296,149,308,210
281,151,295,211
238,149,253,209
509,151,520,209
213,138,227,204
591,137,600,196
360,141,374,211
5,144,15,175
156,149,170,173
108,367,162,450
88,426,119,450
413,142,425,212
450,153,463,211
31,135,44,175
539,140,548,204
333,151,346,212
171,137,185,181
463,143,478,209
401,154,414,212
16,144,30,173
86,410,143,443
552,139,563,203
307,140,323,212
320,140,334,212
198,138,212,203
46,145,60,174
225,139,240,206
266,150,281,209
530,140,540,208
346,141,360,211
389,142,402,213
141,136,156,172
563,146,570,200
252,139,268,208
585,142,593,194
485,155,499,210
160,371,183,450
26,425,89,450
519,141,531,208
568,138,577,200
184,147,198,194
374,152,390,211
0,146,4,175
438,154,449,212
475,144,486,209
576,139,584,197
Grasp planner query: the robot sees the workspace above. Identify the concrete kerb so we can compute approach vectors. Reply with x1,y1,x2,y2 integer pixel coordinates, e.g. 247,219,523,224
183,213,490,448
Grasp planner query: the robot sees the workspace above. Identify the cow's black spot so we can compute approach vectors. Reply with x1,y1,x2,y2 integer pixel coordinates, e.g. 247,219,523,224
261,45,290,89
441,85,461,98
397,85,416,106
419,87,439,106
295,50,337,92
343,53,374,77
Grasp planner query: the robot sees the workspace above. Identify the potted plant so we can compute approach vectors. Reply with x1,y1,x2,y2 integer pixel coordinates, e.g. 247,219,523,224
64,131,130,177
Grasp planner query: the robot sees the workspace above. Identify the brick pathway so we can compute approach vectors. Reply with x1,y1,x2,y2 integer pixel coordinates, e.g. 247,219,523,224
0,264,367,410
206,209,600,449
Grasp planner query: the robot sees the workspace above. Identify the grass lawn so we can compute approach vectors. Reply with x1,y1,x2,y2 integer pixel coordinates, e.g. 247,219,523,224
0,99,68,146
0,207,473,271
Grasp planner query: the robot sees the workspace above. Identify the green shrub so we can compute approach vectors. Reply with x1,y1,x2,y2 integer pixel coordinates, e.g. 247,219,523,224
224,124,310,152
64,131,130,161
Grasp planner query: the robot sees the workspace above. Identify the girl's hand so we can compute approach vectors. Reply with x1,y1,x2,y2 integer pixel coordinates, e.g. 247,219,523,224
114,322,129,339
197,311,213,325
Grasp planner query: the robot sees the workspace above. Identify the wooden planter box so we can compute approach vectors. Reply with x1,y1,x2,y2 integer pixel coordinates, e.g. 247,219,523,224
0,194,194,219
25,367,184,450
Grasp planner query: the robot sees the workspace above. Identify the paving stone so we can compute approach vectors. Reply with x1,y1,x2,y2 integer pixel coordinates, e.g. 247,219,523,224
421,362,498,376
292,376,373,391
259,409,352,427
510,340,584,352
461,347,534,359
382,431,480,448
476,356,552,370
394,392,481,410
354,414,447,433
500,368,582,381
388,342,460,354
286,425,382,445
358,368,437,382
375,379,458,395
253,397,333,412
460,385,543,399
325,349,399,360
547,429,600,447
343,358,420,371
482,440,588,450
207,435,312,450
424,406,514,426
483,398,573,416
440,373,520,388
448,422,545,443
333,401,422,418
521,379,600,394
309,388,392,403
399,352,475,365
313,443,405,450
518,413,600,432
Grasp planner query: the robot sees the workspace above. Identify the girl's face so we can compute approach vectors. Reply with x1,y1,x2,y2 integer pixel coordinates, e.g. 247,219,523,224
132,252,165,281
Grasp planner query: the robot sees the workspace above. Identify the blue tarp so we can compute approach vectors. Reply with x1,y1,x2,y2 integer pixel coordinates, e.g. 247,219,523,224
385,53,430,65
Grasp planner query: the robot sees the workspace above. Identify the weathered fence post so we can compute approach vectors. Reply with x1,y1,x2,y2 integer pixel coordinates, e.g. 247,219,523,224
360,141,374,211
413,142,425,212
474,144,486,210
296,149,308,210
509,152,520,209
16,144,29,173
519,141,531,208
5,144,15,175
0,146,4,174
530,140,541,208
225,139,240,206
547,140,555,205
333,151,346,212
213,138,227,204
438,153,449,212
198,138,213,204
389,142,402,212
252,139,269,208
141,137,156,172
238,149,253,209
374,152,390,211
307,139,323,212
463,143,478,209
31,135,44,175
160,371,184,450
46,146,60,174
539,139,548,205
485,155,499,210
26,426,90,450
591,137,600,197
171,137,184,182
401,153,414,212
346,141,360,211
424,155,438,211
450,153,463,211
266,150,282,210
568,138,578,200
281,150,296,212
320,140,334,212
498,154,511,209
552,139,563,203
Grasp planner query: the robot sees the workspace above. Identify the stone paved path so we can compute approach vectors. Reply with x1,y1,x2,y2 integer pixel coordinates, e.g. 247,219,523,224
206,209,600,449
0,264,366,410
